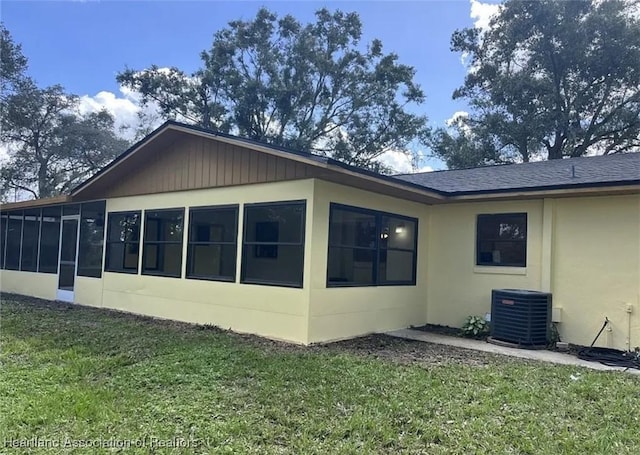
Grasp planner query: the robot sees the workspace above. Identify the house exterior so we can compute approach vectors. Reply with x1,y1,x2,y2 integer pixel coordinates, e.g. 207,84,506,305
1,121,638,350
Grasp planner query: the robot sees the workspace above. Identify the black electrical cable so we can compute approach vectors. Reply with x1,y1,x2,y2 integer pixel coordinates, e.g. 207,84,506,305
577,347,640,370
576,317,640,370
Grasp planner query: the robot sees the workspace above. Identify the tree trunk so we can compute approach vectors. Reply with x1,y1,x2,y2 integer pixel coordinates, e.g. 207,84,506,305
37,161,49,198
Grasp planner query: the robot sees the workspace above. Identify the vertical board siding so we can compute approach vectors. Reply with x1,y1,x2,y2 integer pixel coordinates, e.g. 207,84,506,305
100,136,314,198
201,139,210,186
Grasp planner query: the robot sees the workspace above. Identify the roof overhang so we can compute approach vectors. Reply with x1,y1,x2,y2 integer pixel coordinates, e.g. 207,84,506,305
447,182,640,202
70,121,447,204
0,195,71,212
2,121,638,211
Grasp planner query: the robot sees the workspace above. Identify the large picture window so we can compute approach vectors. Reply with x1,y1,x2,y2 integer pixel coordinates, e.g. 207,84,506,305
187,205,238,281
327,204,418,287
20,209,41,272
476,213,527,267
142,209,184,278
5,211,23,270
241,201,305,287
38,206,61,274
105,211,141,273
78,201,106,278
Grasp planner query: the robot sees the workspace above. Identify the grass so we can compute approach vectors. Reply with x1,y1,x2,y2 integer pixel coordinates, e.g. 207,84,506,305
1,295,639,454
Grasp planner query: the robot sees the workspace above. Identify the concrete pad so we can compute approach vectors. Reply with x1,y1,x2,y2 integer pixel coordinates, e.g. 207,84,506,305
386,328,639,374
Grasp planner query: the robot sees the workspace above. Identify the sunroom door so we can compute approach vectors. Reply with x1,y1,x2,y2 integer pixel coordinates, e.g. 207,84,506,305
56,216,80,302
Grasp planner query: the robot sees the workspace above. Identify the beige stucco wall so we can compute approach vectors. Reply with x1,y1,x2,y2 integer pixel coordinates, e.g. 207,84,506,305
307,180,429,343
74,276,104,308
551,194,640,349
2,177,638,350
100,179,314,344
0,270,58,300
426,199,545,328
425,194,640,351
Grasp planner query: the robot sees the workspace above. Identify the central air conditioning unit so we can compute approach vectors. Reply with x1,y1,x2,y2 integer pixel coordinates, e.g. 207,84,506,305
490,289,552,348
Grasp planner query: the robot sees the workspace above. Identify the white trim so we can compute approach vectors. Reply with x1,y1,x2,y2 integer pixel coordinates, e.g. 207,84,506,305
473,266,527,276
56,289,74,303
17,212,24,270
35,208,43,272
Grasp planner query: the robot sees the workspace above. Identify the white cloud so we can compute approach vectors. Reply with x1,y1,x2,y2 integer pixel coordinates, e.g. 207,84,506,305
416,165,434,173
446,110,470,127
378,150,414,174
461,1,502,70
377,149,434,174
470,0,501,32
78,85,163,141
79,91,138,134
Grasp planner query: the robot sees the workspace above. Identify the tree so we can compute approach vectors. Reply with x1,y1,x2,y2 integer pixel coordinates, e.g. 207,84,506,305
0,23,28,98
117,8,427,172
431,0,640,168
0,25,129,200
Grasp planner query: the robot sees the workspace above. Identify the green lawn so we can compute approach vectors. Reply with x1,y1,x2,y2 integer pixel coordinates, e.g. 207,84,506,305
1,295,639,454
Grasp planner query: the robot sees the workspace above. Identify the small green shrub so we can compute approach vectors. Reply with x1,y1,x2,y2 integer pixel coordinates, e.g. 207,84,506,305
461,315,490,338
547,322,561,348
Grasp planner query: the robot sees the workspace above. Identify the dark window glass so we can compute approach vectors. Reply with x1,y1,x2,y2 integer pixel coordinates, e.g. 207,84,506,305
58,218,78,291
327,204,418,287
327,208,377,285
379,216,417,284
5,211,23,270
241,201,305,287
78,201,106,278
142,209,184,277
476,213,527,267
187,206,238,281
0,213,7,269
20,209,41,272
105,211,141,273
39,206,61,273
62,204,80,216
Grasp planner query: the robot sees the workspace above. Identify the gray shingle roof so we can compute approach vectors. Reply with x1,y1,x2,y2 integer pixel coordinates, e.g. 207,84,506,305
393,153,640,195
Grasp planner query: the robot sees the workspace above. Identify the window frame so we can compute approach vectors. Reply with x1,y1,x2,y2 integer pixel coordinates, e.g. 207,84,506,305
327,203,419,288
38,205,62,274
0,212,8,269
241,200,306,288
5,210,23,271
475,212,528,268
78,200,106,278
20,208,42,272
104,210,142,274
186,204,239,282
141,207,185,278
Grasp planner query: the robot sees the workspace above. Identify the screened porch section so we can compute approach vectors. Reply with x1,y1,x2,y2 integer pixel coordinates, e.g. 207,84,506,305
0,201,106,301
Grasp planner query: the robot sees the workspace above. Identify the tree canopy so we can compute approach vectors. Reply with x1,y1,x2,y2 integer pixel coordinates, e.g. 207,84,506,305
0,25,129,200
117,8,427,172
430,0,640,169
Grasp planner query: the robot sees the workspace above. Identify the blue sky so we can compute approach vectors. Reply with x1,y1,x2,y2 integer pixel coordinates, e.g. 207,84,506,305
2,0,500,171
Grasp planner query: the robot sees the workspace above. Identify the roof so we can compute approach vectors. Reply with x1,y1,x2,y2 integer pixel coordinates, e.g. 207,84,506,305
72,120,441,199
394,153,640,195
1,121,638,212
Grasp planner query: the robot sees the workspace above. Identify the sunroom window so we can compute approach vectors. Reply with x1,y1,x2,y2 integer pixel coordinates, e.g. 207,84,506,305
241,201,306,287
186,205,238,281
327,204,417,287
105,211,142,273
142,209,184,278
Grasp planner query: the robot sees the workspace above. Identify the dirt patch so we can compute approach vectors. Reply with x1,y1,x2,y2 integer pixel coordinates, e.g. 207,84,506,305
319,334,523,367
412,323,462,337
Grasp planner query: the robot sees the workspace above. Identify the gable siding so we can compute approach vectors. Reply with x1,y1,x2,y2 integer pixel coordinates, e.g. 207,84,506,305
100,136,315,199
